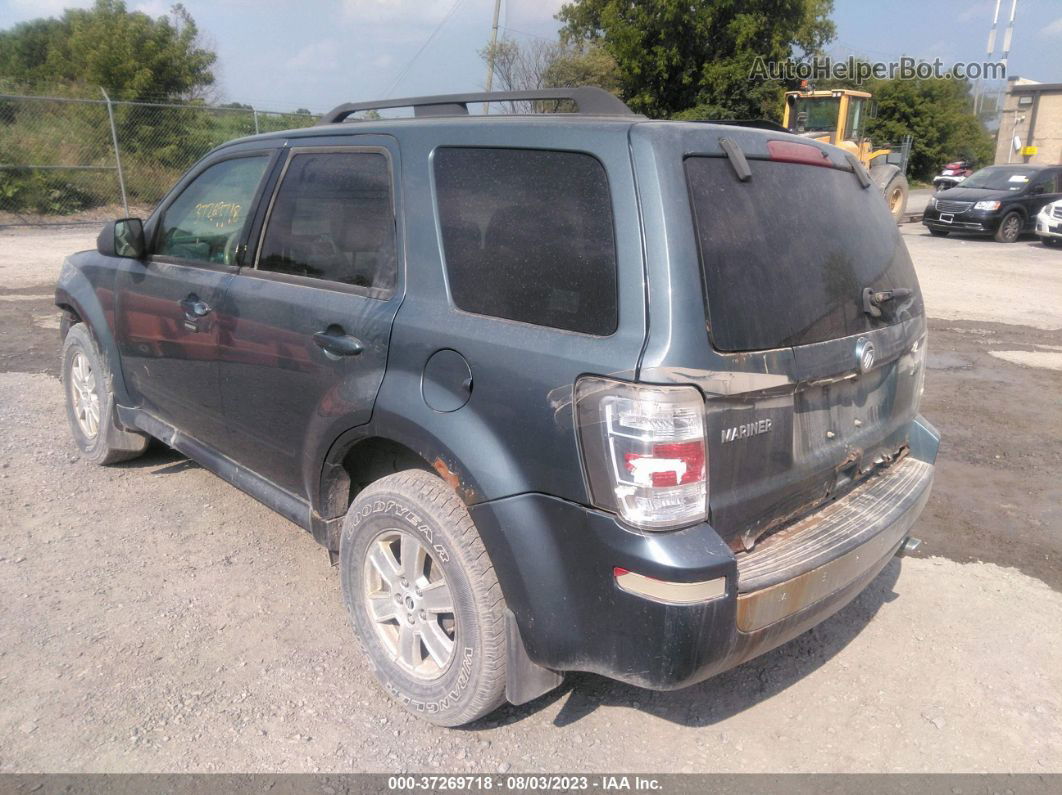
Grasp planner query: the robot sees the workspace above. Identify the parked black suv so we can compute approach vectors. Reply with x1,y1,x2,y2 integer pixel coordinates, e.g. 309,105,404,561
922,163,1062,242
56,88,939,726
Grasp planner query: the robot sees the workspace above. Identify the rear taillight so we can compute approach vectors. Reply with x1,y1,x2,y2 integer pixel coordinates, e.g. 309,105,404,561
575,377,707,530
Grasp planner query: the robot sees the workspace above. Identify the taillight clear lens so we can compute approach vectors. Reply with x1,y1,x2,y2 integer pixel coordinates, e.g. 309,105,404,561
575,377,707,530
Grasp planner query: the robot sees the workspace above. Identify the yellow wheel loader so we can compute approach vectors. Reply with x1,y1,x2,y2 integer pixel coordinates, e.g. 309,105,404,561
783,88,909,222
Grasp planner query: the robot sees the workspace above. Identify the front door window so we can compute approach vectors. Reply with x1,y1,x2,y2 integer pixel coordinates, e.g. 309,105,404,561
156,156,269,265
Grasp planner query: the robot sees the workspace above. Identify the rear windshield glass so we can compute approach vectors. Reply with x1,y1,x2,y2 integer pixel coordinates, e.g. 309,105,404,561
434,147,618,336
686,156,922,352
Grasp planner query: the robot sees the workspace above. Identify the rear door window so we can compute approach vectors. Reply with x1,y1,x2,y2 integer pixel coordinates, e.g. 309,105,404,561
686,155,922,352
433,147,618,335
257,150,396,293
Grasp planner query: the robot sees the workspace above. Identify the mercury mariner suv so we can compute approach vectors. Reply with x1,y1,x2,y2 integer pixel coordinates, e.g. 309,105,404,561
56,88,939,726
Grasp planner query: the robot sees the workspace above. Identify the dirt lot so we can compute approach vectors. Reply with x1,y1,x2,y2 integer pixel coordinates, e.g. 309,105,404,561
0,224,1060,773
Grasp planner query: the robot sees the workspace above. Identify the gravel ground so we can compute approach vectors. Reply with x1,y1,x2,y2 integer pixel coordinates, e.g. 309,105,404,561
0,224,1060,773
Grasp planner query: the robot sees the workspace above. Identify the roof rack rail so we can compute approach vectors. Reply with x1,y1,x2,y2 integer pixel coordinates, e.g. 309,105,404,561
316,87,635,125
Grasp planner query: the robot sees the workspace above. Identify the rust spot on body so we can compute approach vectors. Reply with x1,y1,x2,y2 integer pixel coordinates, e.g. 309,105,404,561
432,456,476,504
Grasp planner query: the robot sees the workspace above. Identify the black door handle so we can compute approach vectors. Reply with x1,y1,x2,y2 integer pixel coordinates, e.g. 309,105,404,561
180,295,211,318
313,329,364,358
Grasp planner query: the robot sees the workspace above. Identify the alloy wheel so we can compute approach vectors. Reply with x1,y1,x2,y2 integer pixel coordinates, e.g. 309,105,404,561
363,529,457,680
70,351,101,439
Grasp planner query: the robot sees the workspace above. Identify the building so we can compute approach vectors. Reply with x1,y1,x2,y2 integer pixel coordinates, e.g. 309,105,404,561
994,78,1062,165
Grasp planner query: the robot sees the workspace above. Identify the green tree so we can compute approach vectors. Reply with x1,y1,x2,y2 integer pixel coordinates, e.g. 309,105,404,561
0,0,215,101
480,37,620,113
558,0,835,119
544,42,621,94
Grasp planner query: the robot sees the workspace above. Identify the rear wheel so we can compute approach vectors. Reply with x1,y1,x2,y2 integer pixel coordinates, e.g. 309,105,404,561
994,211,1023,243
929,229,950,237
61,324,149,465
340,470,507,726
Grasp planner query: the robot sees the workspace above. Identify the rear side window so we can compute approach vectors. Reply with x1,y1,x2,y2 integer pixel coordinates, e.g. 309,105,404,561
686,156,922,352
258,151,396,292
434,147,618,335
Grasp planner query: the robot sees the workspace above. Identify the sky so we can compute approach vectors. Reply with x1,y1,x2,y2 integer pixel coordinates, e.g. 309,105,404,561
1,0,1060,113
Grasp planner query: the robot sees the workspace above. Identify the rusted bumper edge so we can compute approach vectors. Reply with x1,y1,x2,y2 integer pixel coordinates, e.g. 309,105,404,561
735,456,935,632
721,415,939,672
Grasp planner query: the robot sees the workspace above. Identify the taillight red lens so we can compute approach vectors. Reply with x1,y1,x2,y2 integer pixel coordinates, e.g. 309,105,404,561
574,377,708,530
768,139,831,167
624,441,706,487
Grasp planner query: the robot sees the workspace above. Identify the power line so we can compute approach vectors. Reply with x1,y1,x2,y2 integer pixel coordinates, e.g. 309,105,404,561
384,0,467,98
500,25,554,42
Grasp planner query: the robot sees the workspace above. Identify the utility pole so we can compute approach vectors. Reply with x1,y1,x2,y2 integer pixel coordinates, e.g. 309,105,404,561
484,0,502,96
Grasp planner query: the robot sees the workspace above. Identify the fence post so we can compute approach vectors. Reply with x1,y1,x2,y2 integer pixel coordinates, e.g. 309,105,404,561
253,107,260,135
100,87,129,216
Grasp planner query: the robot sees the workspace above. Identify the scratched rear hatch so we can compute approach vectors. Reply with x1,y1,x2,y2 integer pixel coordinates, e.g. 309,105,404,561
633,123,927,552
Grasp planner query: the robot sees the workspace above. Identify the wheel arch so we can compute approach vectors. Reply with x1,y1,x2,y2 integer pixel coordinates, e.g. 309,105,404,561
55,263,132,405
317,434,436,521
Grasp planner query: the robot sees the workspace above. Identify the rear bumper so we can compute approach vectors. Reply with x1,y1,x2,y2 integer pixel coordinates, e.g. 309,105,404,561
471,416,940,690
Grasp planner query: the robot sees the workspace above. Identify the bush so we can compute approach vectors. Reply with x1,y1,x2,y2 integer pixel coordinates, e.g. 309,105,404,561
0,170,99,214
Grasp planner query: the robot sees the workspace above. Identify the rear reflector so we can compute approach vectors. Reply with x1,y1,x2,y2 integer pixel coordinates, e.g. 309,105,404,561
613,567,726,605
768,139,831,167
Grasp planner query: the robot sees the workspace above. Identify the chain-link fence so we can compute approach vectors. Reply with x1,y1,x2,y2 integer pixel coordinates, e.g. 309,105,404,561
0,90,319,226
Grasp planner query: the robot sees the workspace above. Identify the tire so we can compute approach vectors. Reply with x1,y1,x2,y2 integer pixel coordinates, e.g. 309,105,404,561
61,324,149,465
339,470,507,726
883,173,909,223
994,211,1023,243
1042,237,1061,248
929,229,950,237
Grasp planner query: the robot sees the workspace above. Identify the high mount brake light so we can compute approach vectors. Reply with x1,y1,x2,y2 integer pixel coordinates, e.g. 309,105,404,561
768,139,831,168
575,377,707,530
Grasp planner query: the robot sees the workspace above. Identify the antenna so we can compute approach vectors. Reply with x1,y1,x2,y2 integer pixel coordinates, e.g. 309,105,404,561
992,0,1019,126
1000,0,1018,67
986,0,1001,56
974,0,1002,115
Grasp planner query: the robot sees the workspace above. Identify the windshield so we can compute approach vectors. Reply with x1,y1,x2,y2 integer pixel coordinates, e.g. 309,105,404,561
960,166,1037,191
788,97,839,133
686,156,922,352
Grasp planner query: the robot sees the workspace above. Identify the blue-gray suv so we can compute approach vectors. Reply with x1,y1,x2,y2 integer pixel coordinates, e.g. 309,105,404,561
56,88,939,726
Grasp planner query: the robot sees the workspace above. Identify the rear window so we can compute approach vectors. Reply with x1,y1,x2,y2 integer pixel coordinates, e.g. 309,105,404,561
434,147,618,335
686,156,922,352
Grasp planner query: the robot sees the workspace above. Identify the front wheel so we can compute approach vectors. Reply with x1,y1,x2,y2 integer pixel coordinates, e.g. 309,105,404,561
1042,237,1061,248
929,229,950,237
994,211,1023,243
339,470,508,726
61,324,149,465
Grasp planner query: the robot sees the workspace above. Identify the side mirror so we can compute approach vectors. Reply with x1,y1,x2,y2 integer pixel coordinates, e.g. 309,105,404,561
98,218,145,258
